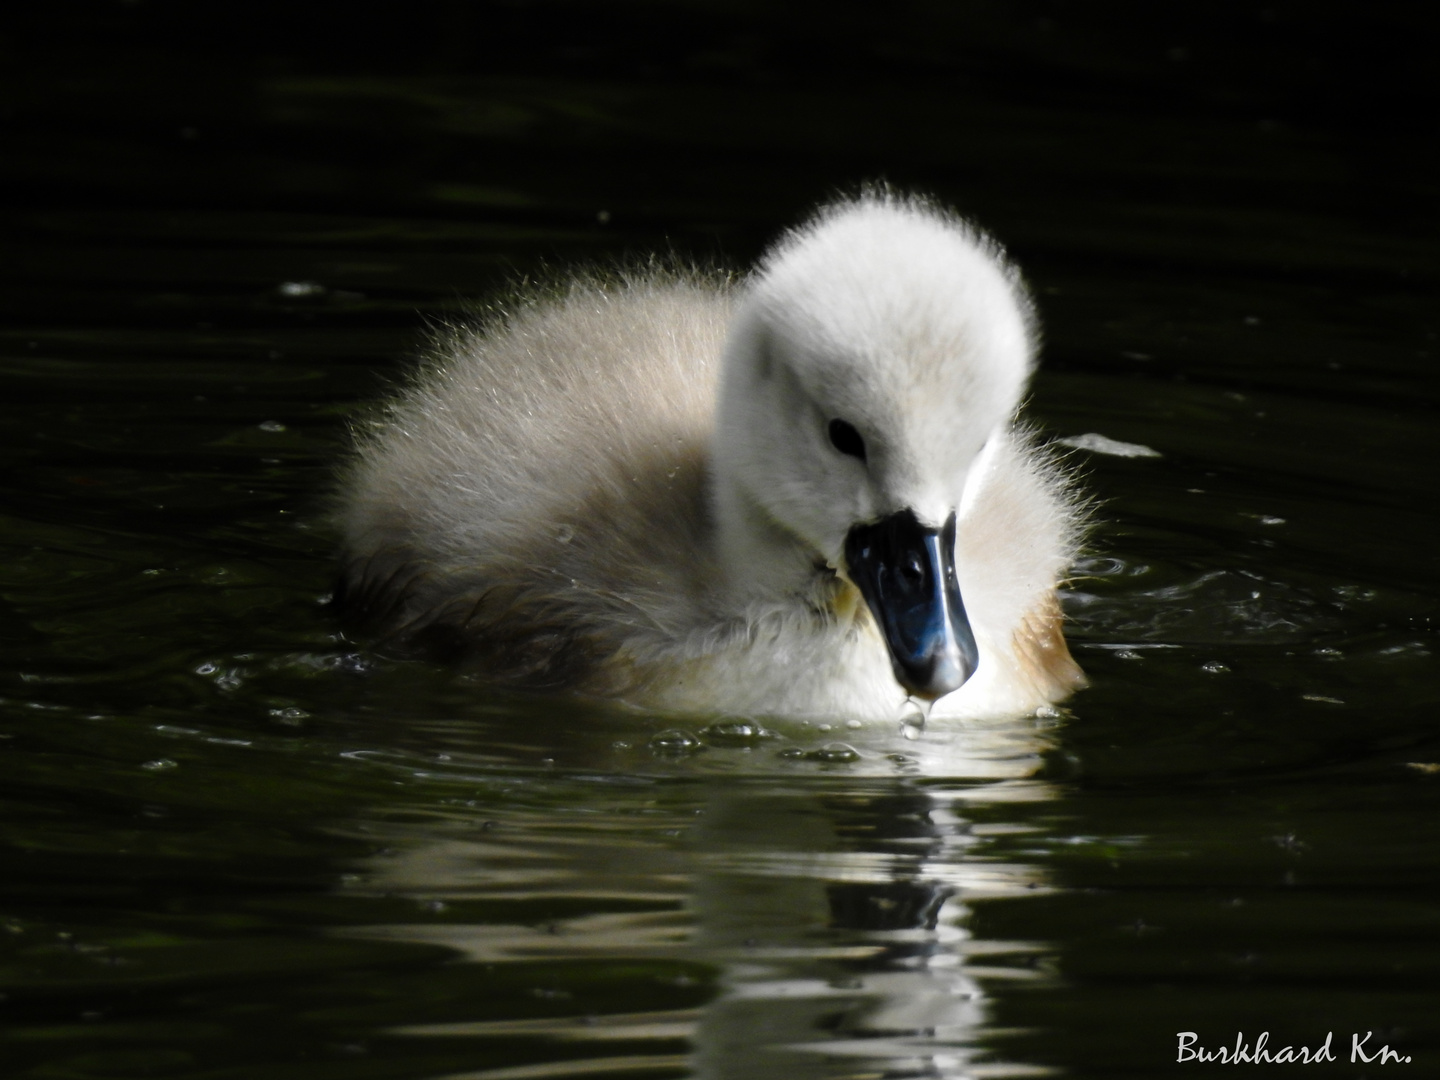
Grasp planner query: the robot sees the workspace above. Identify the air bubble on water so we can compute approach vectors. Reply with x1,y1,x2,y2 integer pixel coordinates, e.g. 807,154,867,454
700,720,775,746
649,729,703,755
809,742,860,764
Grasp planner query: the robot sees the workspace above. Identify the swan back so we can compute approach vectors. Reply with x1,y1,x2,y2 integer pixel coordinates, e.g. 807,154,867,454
336,273,734,688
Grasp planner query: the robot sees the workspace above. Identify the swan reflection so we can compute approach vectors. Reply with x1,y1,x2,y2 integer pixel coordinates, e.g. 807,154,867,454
329,719,1062,1079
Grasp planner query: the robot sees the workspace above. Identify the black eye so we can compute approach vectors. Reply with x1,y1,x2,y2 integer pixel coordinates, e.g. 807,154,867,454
827,419,867,462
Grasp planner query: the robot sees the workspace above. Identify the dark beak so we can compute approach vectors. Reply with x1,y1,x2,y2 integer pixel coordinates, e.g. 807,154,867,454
843,509,978,700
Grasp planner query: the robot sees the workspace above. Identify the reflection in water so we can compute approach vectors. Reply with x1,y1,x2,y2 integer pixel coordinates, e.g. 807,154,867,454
333,724,1060,1079
690,781,1057,1080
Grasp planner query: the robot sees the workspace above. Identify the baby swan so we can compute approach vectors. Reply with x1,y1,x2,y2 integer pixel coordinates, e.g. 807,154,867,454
335,192,1085,723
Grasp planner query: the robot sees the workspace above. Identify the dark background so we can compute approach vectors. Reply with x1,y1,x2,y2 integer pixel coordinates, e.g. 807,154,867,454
5,0,1434,252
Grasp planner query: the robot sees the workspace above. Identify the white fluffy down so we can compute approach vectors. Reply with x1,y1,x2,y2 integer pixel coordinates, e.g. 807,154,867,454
336,190,1086,722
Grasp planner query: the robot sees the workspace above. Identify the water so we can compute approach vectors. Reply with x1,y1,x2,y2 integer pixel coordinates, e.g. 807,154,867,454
3,5,1438,1077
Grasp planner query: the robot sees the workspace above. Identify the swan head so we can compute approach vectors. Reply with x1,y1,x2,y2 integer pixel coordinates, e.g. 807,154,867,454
712,192,1036,700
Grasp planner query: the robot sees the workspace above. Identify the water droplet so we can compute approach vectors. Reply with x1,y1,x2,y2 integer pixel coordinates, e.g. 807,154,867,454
554,523,575,543
897,696,929,739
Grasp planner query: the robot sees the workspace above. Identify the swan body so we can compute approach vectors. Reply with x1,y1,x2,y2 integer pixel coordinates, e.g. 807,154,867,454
335,192,1085,722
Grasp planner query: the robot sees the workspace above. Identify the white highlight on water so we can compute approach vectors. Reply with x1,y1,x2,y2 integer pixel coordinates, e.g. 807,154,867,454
1056,432,1161,458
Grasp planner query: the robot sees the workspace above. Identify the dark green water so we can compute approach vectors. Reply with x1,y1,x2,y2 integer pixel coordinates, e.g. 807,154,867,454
3,4,1437,1077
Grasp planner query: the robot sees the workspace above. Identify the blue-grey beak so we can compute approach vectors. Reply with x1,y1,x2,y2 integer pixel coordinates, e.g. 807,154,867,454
843,509,978,700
